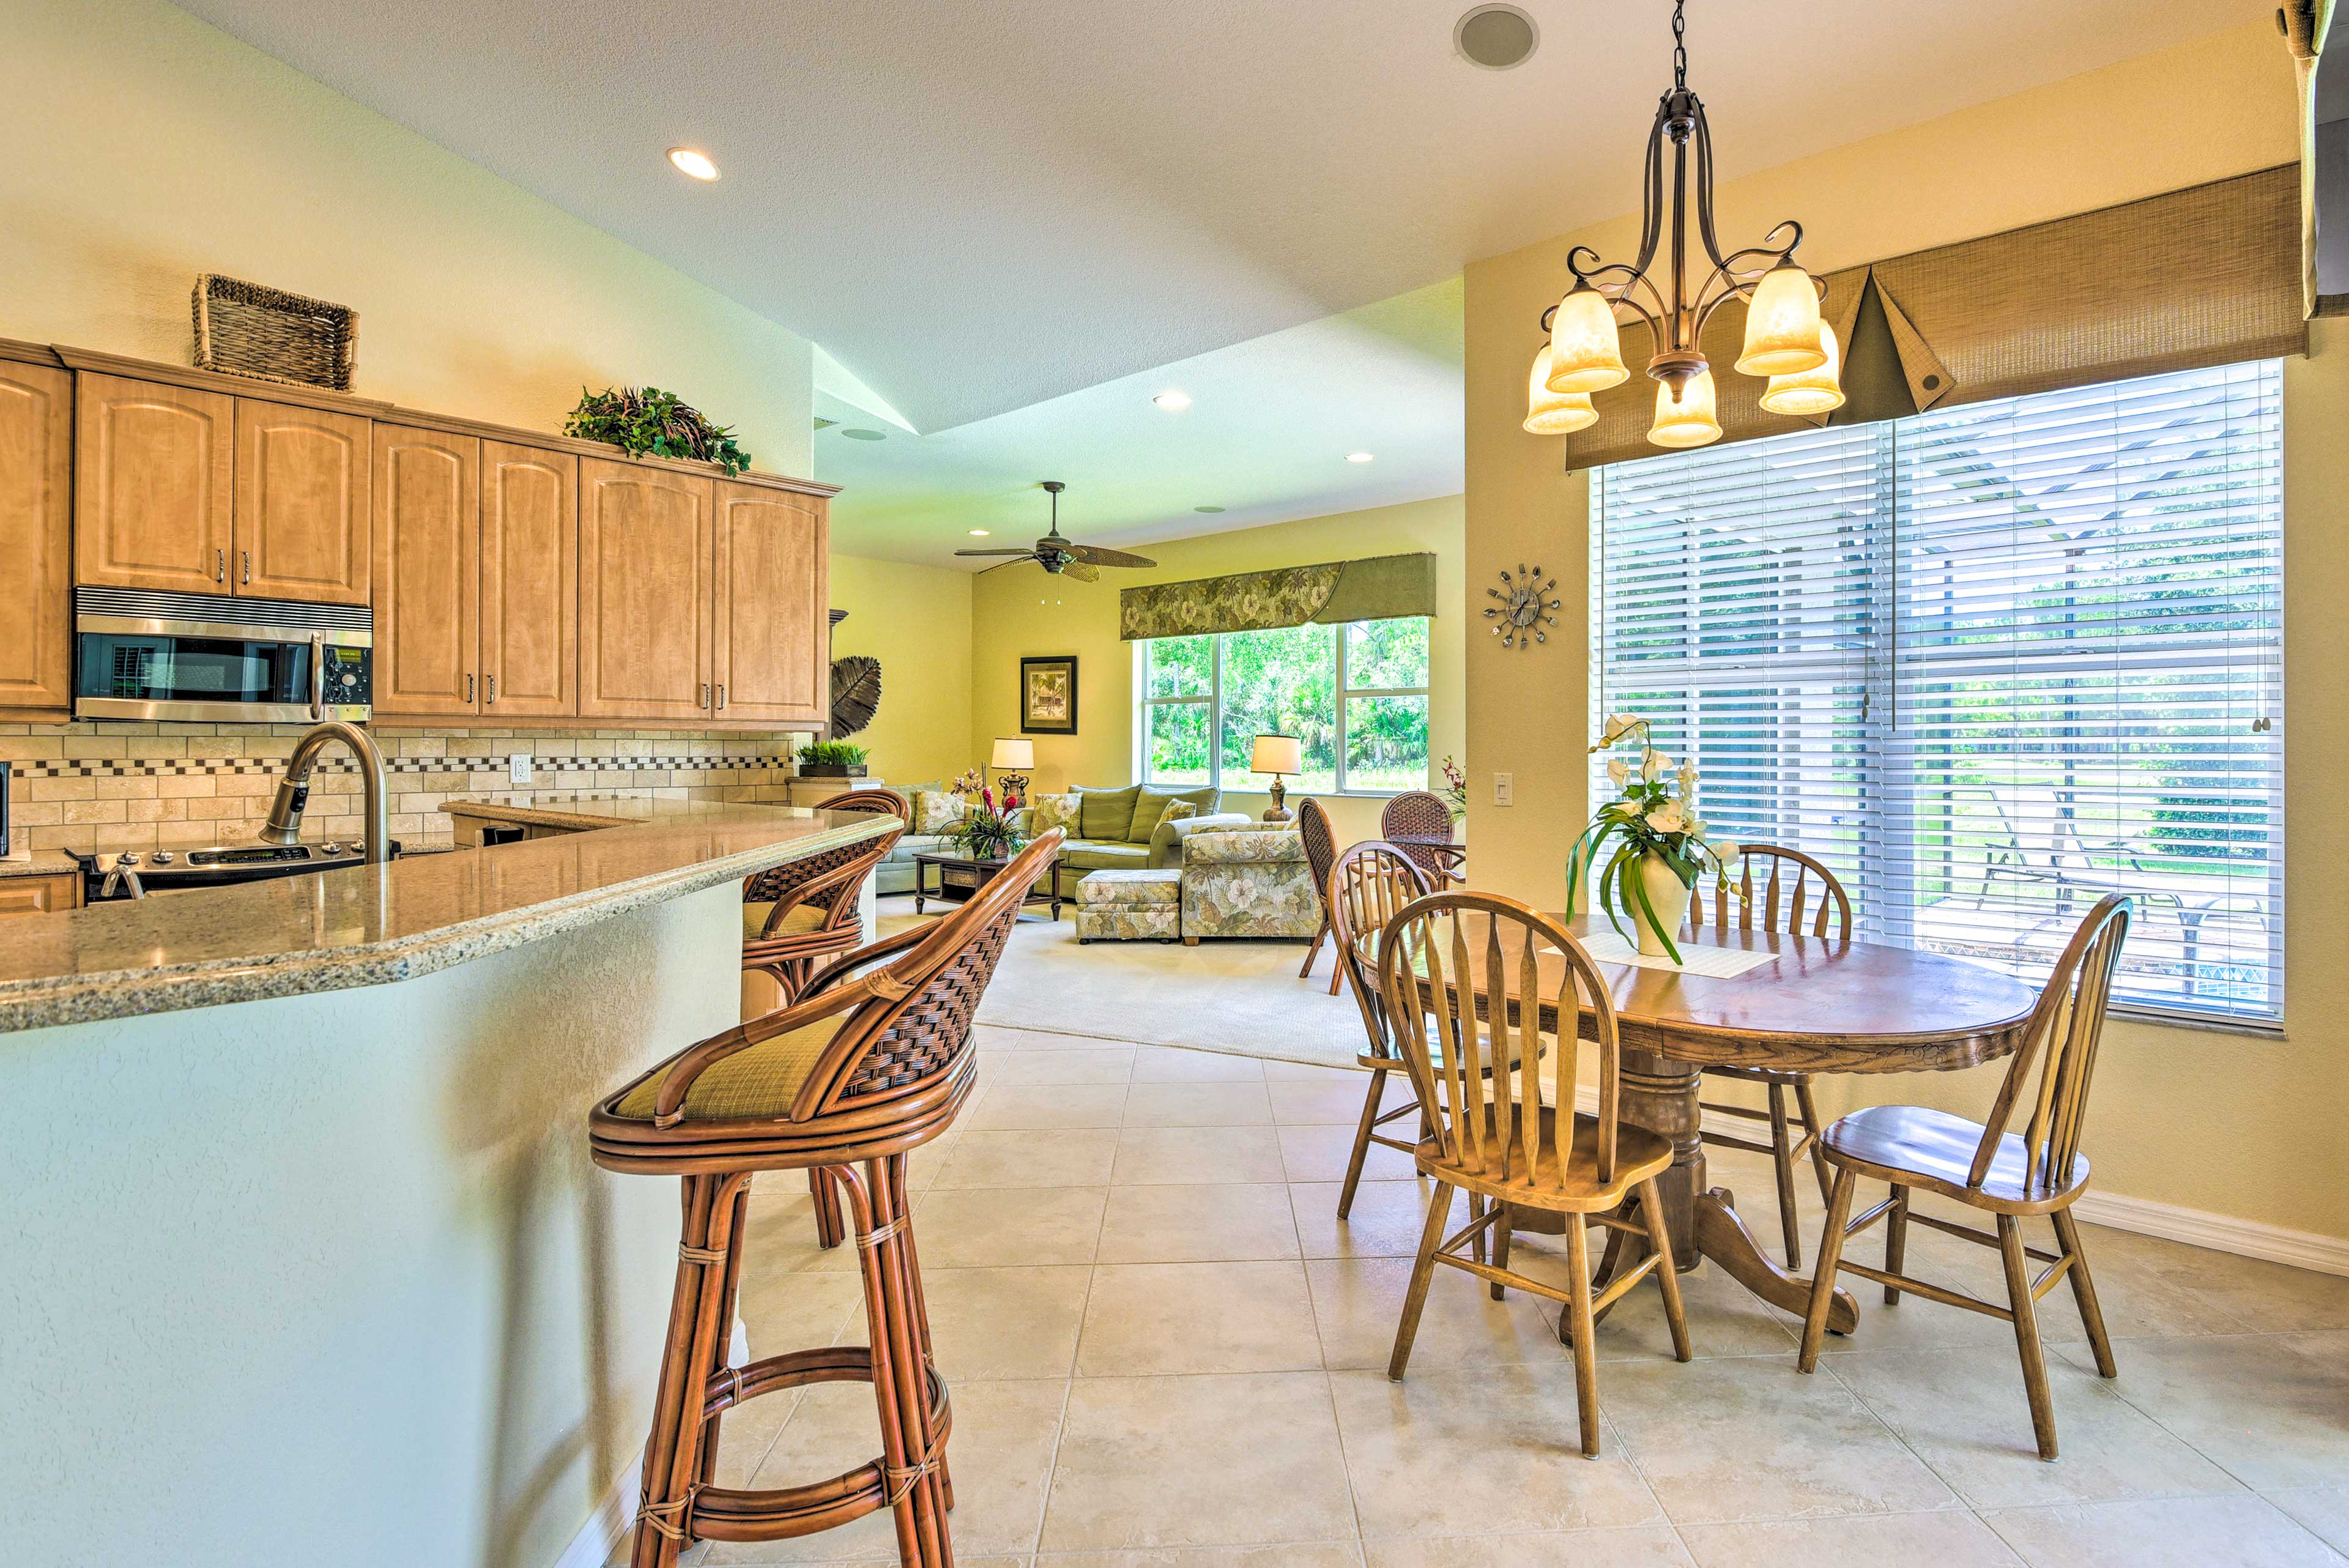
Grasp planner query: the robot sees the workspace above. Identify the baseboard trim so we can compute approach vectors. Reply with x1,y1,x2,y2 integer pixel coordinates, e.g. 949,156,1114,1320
1567,1084,2349,1278
553,1451,639,1568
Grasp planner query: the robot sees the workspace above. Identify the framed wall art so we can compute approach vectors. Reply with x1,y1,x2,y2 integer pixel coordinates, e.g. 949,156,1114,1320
1019,656,1078,735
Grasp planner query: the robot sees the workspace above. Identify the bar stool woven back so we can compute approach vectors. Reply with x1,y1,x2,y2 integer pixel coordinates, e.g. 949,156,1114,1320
593,827,1063,1567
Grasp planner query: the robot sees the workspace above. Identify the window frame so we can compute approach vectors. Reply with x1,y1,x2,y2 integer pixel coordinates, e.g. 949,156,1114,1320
1590,362,2286,1035
1136,617,1431,797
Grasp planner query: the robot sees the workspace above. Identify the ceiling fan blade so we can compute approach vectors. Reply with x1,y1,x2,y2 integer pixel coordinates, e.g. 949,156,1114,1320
977,557,1039,575
955,548,1038,557
1069,545,1157,568
1060,560,1102,584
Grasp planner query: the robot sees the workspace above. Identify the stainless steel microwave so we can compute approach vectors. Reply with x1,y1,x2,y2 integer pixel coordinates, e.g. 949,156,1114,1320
72,587,373,724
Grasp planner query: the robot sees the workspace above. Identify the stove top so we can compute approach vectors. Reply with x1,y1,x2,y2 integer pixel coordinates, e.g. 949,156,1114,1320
73,839,390,899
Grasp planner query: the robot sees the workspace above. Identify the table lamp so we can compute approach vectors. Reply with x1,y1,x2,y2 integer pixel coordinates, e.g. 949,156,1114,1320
1250,734,1302,822
990,736,1034,797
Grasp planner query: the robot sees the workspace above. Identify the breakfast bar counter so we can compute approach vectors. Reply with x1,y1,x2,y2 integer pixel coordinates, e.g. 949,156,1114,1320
0,802,895,1568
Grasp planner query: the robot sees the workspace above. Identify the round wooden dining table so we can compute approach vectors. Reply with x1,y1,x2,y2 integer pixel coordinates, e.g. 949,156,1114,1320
1427,911,2041,1334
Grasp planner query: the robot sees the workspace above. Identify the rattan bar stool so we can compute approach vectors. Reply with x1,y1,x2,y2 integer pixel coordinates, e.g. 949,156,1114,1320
594,828,1063,1568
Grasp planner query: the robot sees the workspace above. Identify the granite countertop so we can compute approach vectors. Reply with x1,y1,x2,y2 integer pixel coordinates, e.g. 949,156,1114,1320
0,803,893,1035
0,850,78,880
442,793,759,831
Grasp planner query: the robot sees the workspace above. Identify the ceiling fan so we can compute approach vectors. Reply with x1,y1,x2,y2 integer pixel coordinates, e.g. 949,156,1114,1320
956,481,1156,582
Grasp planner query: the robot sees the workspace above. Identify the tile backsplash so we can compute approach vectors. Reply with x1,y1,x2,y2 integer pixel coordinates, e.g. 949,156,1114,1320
0,723,803,855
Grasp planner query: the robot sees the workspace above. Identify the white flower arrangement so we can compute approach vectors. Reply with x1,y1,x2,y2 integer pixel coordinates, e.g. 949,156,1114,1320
1568,713,1742,965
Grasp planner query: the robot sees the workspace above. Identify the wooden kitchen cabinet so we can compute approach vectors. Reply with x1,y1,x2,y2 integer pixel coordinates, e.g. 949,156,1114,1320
712,481,829,726
371,425,479,718
75,373,234,594
235,399,372,604
0,363,73,718
577,458,713,721
479,442,577,718
0,873,81,917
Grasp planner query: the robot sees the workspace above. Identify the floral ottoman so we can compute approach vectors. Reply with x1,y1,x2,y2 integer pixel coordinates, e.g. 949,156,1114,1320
1074,869,1182,942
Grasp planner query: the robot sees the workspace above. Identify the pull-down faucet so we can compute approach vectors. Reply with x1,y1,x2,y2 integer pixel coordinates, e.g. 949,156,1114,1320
259,719,392,864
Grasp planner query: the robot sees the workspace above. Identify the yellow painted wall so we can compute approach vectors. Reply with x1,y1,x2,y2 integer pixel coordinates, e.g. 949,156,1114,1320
0,0,814,475
1464,21,2349,1243
828,554,976,790
969,495,1466,845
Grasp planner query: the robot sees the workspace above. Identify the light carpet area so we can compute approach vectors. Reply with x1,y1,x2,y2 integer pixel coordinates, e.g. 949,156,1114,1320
883,908,1365,1069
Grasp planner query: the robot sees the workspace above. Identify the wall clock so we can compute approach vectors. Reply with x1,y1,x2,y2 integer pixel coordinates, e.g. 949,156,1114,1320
1484,564,1560,649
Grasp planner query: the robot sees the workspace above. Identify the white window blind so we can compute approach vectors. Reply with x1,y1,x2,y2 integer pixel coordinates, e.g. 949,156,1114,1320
1594,362,2285,1026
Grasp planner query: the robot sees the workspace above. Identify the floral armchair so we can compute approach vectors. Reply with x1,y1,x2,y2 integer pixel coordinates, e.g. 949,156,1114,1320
1174,822,1321,943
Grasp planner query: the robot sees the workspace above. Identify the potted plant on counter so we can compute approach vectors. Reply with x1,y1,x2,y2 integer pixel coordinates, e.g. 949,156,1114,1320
795,740,869,779
1566,712,1742,964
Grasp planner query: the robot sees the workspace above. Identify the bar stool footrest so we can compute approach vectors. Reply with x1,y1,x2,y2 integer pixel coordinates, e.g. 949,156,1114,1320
684,1347,952,1544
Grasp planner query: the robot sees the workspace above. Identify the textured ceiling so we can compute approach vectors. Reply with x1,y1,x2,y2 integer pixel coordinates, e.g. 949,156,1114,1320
180,0,2258,436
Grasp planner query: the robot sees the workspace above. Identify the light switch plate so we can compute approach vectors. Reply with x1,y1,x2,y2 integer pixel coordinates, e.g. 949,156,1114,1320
508,752,532,786
1493,771,1514,806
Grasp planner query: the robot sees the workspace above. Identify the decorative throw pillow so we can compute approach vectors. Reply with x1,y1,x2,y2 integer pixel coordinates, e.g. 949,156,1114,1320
1156,799,1199,832
912,790,968,836
1029,792,1081,836
1076,784,1141,842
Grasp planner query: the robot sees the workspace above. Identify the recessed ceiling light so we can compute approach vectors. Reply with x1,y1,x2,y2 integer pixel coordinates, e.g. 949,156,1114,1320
1153,390,1192,411
1193,505,1226,514
666,146,720,181
1453,5,1539,71
1346,451,1375,463
839,428,886,441
968,528,990,537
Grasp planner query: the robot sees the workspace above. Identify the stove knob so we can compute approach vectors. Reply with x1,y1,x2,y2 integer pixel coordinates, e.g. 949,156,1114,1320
321,841,345,855
150,852,175,865
117,853,142,866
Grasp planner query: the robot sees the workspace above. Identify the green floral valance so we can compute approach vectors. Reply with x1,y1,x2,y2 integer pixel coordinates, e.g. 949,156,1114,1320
1119,552,1437,642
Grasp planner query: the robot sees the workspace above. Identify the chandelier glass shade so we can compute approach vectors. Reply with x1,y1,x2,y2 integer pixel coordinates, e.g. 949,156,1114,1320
1758,322,1846,417
1525,0,1839,449
1524,346,1601,433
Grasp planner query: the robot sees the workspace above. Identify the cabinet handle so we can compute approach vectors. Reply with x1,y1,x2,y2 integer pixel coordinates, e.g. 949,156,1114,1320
467,674,475,704
242,550,251,585
700,682,710,708
716,683,727,711
215,548,225,582
486,675,496,704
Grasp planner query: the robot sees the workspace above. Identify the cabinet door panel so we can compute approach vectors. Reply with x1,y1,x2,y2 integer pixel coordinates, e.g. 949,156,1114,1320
480,442,577,718
236,400,371,604
75,373,234,593
711,482,828,726
577,459,711,720
0,363,73,716
370,426,478,718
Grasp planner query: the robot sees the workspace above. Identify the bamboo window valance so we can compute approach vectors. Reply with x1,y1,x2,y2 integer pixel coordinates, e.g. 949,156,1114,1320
1118,552,1438,642
1558,165,2309,471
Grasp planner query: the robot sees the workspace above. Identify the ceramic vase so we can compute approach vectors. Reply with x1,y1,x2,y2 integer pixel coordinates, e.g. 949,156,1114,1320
1633,852,1693,959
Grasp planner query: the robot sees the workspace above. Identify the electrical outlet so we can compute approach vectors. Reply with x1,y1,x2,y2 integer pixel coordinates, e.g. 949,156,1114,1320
508,751,532,786
1493,771,1514,807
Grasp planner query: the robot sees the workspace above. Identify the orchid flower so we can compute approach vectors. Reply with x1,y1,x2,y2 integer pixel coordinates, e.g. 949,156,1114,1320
1590,712,1646,751
1606,756,1630,787
1641,748,1667,783
1646,799,1686,834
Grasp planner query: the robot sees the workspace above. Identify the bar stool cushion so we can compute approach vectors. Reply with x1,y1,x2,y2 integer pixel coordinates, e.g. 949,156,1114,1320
742,902,835,942
614,1016,842,1122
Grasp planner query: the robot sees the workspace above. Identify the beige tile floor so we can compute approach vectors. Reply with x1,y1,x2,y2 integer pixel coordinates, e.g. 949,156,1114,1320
637,1022,2349,1568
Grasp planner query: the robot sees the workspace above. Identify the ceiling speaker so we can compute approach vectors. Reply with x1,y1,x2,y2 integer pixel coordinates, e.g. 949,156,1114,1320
1454,5,1538,71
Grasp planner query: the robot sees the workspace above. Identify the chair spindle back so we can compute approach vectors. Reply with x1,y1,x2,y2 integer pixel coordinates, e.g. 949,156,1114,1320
1327,841,1432,1055
1380,790,1455,880
1968,893,2131,1197
1687,842,1851,938
1378,891,1622,1191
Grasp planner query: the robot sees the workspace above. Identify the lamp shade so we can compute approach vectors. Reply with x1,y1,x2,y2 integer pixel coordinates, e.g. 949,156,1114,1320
1545,284,1630,393
1734,263,1828,377
1758,322,1846,417
1249,734,1302,776
1649,366,1723,449
1524,346,1600,435
990,737,1035,770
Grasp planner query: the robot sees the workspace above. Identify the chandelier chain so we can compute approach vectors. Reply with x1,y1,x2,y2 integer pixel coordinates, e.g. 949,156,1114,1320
1671,0,1688,89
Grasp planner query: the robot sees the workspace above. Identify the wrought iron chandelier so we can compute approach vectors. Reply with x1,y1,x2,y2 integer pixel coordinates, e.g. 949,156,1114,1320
1524,0,1842,448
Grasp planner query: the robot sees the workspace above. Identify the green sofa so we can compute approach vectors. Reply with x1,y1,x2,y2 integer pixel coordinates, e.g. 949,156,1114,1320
866,782,1250,904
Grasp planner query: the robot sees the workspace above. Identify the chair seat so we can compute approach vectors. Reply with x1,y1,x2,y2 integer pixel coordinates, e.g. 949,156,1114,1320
1418,1103,1673,1212
1820,1103,2091,1214
743,902,834,943
614,1016,842,1123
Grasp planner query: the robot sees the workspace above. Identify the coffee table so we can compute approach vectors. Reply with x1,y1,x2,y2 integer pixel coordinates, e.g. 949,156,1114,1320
911,849,1063,920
